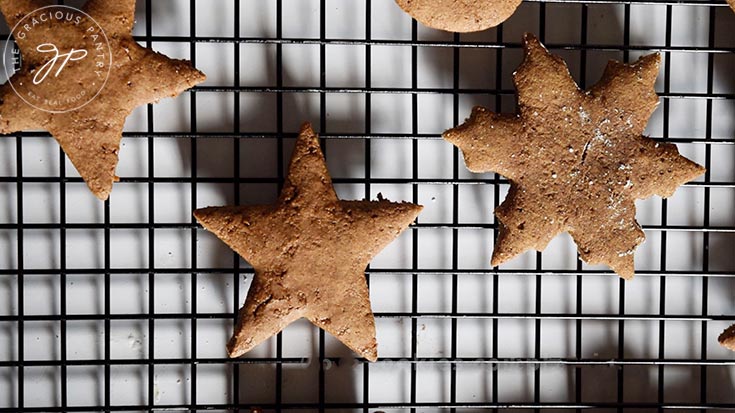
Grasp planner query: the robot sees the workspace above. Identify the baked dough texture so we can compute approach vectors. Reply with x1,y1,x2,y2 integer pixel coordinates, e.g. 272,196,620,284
195,123,423,361
395,0,522,32
719,325,735,352
443,33,705,279
0,0,205,200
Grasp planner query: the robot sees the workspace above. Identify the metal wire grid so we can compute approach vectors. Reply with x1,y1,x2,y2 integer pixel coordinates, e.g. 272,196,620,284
0,0,733,411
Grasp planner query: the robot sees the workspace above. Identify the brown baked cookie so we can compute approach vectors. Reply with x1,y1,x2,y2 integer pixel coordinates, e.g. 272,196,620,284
728,0,735,12
0,0,205,200
443,33,705,280
394,0,522,32
720,325,735,352
194,123,422,361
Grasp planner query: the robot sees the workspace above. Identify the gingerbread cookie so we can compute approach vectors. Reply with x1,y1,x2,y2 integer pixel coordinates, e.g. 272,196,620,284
443,33,705,280
720,325,735,352
0,0,205,200
194,123,422,361
394,0,522,32
728,0,735,12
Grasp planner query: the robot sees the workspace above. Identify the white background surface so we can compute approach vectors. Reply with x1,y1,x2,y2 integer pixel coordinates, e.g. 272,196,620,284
0,0,734,411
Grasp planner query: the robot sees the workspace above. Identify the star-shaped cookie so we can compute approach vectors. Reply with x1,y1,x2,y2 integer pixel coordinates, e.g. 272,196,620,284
394,0,522,32
194,123,422,361
0,0,205,200
728,0,735,12
444,34,705,279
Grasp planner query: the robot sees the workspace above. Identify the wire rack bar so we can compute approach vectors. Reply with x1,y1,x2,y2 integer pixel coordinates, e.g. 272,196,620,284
0,401,734,413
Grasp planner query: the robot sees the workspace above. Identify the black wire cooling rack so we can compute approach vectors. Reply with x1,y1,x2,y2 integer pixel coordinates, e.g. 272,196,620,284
0,0,734,411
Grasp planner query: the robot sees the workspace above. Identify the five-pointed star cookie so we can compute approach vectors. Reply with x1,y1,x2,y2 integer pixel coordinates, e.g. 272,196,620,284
728,0,735,12
194,123,422,361
0,0,205,200
443,33,705,280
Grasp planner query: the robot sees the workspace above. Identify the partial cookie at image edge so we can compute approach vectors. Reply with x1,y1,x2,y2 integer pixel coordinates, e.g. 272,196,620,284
0,0,206,201
720,324,735,351
394,0,523,32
